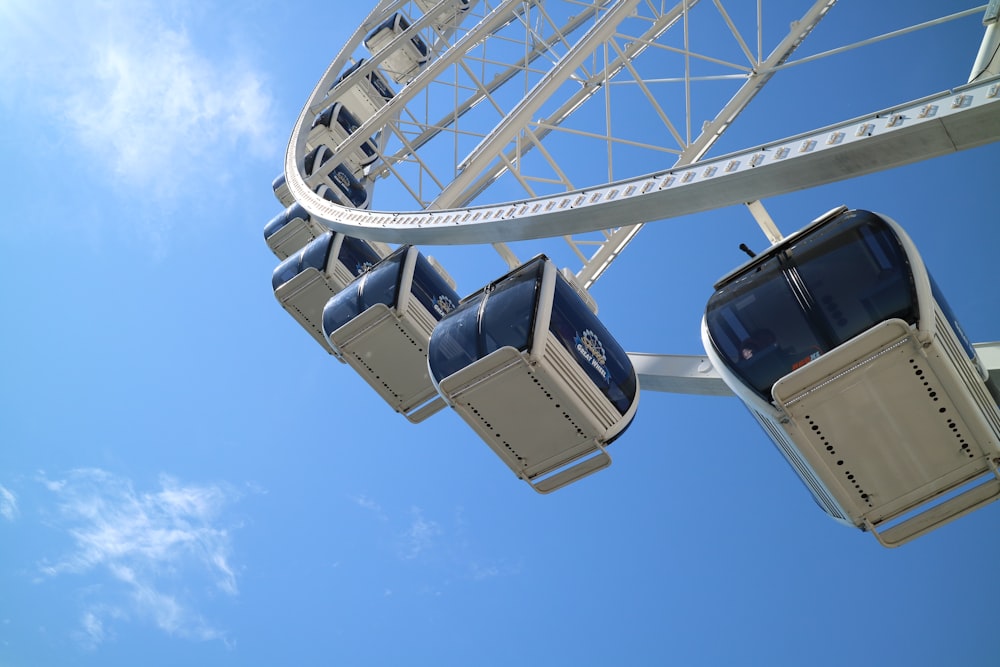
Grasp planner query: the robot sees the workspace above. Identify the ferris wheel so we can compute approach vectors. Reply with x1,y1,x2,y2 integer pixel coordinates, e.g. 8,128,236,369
267,0,1000,544
279,0,999,275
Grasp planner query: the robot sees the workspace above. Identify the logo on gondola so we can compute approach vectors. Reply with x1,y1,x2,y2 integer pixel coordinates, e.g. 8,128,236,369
334,171,351,188
575,329,611,383
433,294,456,318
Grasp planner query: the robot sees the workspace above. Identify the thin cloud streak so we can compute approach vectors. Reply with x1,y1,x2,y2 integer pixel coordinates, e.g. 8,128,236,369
343,496,522,596
352,494,388,520
398,507,442,560
37,468,241,646
0,485,17,521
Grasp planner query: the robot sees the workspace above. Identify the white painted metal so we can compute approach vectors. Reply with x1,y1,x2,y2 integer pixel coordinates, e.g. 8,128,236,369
630,342,1000,397
971,21,1000,82
283,1,997,286
291,76,1000,245
700,215,1000,545
627,353,732,396
277,1,1000,400
287,0,844,267
745,200,783,245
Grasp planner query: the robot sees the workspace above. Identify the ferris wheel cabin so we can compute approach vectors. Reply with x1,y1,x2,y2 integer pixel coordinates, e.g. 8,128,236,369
428,256,639,493
308,103,379,176
323,245,459,423
364,13,431,84
414,0,472,33
702,207,1000,546
264,203,332,260
271,172,294,208
304,145,372,210
327,59,396,120
272,231,388,355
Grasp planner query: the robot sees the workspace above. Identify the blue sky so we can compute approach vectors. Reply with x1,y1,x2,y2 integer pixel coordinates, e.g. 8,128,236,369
1,1,999,665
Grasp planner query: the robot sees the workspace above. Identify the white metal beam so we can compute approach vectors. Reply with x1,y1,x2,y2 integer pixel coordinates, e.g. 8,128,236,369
576,0,837,288
429,0,639,209
299,75,1000,245
632,342,1000,397
628,352,733,396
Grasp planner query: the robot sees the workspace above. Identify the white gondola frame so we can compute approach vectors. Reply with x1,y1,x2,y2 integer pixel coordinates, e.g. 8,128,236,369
432,258,640,493
274,233,388,357
701,210,1000,546
363,13,430,84
325,246,451,423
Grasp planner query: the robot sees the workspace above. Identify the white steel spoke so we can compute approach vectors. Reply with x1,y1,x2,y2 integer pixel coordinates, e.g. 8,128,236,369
281,0,997,292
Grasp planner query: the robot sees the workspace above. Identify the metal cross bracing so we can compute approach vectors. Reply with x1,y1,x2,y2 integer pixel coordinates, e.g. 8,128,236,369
284,1,997,291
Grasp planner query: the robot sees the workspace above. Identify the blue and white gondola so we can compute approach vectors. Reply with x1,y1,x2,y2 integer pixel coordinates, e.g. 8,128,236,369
264,203,331,260
414,0,472,34
271,150,370,213
702,206,1000,546
428,256,640,493
272,231,387,355
308,102,380,176
322,245,460,423
271,172,293,208
305,145,372,210
364,13,431,84
327,58,396,120
271,62,394,210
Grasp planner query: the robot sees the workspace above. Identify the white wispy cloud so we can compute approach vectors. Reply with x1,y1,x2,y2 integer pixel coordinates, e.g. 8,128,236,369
349,496,521,595
352,494,388,520
79,610,106,648
467,559,522,581
64,26,277,198
398,507,442,560
37,468,241,647
0,485,17,521
1,0,279,200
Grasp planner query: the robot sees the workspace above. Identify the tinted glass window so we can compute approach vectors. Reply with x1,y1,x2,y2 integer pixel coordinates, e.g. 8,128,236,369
338,236,382,277
428,297,483,382
323,249,405,335
358,250,404,311
706,211,919,400
478,263,540,357
264,203,308,240
361,139,377,159
706,257,822,398
335,60,362,85
300,233,334,273
549,277,637,414
368,70,394,102
791,211,916,348
270,234,331,290
312,105,334,129
322,280,364,337
338,106,361,133
271,251,302,290
330,165,367,208
304,146,333,176
409,254,460,320
317,185,340,204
